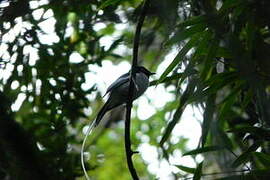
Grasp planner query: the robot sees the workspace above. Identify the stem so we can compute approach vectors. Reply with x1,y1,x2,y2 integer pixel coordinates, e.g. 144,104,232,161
125,104,139,180
125,0,150,179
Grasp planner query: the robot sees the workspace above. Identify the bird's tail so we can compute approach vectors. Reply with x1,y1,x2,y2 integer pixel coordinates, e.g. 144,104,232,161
81,101,110,180
81,118,96,180
95,99,110,126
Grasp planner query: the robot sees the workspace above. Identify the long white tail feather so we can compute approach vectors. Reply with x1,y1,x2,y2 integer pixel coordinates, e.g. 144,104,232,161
81,119,96,180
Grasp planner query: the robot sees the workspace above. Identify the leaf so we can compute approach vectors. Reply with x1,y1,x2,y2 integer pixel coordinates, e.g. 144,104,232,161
177,15,208,28
218,83,242,120
218,0,244,15
216,47,232,58
187,72,238,103
231,152,250,168
205,71,238,87
183,146,222,156
217,130,233,150
253,152,270,167
227,126,265,133
216,169,270,180
168,23,207,45
159,104,185,146
232,142,261,168
99,0,122,9
201,37,219,80
256,87,270,128
192,30,212,57
227,126,270,140
158,33,201,83
150,73,183,86
175,165,195,174
201,95,215,147
193,162,203,180
159,78,197,146
241,88,253,110
108,37,123,52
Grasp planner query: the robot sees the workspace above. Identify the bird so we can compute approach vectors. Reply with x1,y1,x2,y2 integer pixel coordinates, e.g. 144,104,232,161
95,66,155,126
81,66,154,180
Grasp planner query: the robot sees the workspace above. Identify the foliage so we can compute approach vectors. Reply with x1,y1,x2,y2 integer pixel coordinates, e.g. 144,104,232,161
1,0,270,179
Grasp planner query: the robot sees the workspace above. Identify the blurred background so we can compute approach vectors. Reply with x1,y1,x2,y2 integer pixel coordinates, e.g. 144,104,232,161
1,0,270,180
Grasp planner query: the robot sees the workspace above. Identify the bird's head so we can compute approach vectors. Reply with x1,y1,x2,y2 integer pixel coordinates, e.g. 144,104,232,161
135,66,155,77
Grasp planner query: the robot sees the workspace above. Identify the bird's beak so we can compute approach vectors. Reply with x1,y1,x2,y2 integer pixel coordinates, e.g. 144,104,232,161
150,72,155,76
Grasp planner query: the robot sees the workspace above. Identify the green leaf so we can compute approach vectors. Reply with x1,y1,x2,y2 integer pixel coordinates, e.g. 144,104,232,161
241,88,253,110
216,47,232,58
205,71,238,87
99,0,122,9
158,33,201,83
108,37,123,52
188,72,238,103
216,169,270,180
183,146,222,156
253,152,270,167
218,83,242,120
201,37,219,80
227,126,265,134
232,143,261,168
231,152,250,168
159,78,197,146
217,130,233,150
150,73,183,86
227,126,270,140
159,104,185,146
256,87,270,128
219,0,244,15
192,30,212,57
193,162,203,180
99,23,115,35
201,95,215,147
168,23,207,45
175,165,195,174
177,15,208,28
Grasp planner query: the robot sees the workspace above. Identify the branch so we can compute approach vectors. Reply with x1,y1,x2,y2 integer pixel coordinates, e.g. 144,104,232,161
125,0,150,179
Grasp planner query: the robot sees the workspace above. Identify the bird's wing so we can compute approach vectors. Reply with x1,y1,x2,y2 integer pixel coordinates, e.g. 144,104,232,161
103,72,130,96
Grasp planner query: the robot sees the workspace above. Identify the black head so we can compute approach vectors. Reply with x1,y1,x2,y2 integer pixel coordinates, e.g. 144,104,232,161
134,66,155,77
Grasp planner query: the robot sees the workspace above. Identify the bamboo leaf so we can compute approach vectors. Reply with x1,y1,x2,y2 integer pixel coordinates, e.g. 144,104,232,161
168,23,207,45
177,15,208,28
219,0,244,15
218,130,233,150
187,72,238,104
175,165,196,174
150,73,183,86
201,37,219,80
183,146,222,156
108,37,123,52
232,143,261,168
193,162,203,180
99,0,122,9
159,104,185,146
227,126,270,140
159,79,197,146
217,169,270,180
253,152,270,167
158,33,201,83
201,95,215,147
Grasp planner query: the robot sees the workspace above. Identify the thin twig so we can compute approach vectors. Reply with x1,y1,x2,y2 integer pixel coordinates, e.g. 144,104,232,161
125,0,150,179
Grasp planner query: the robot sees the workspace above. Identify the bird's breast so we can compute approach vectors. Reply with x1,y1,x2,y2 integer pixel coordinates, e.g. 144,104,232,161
109,72,149,103
134,73,149,97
